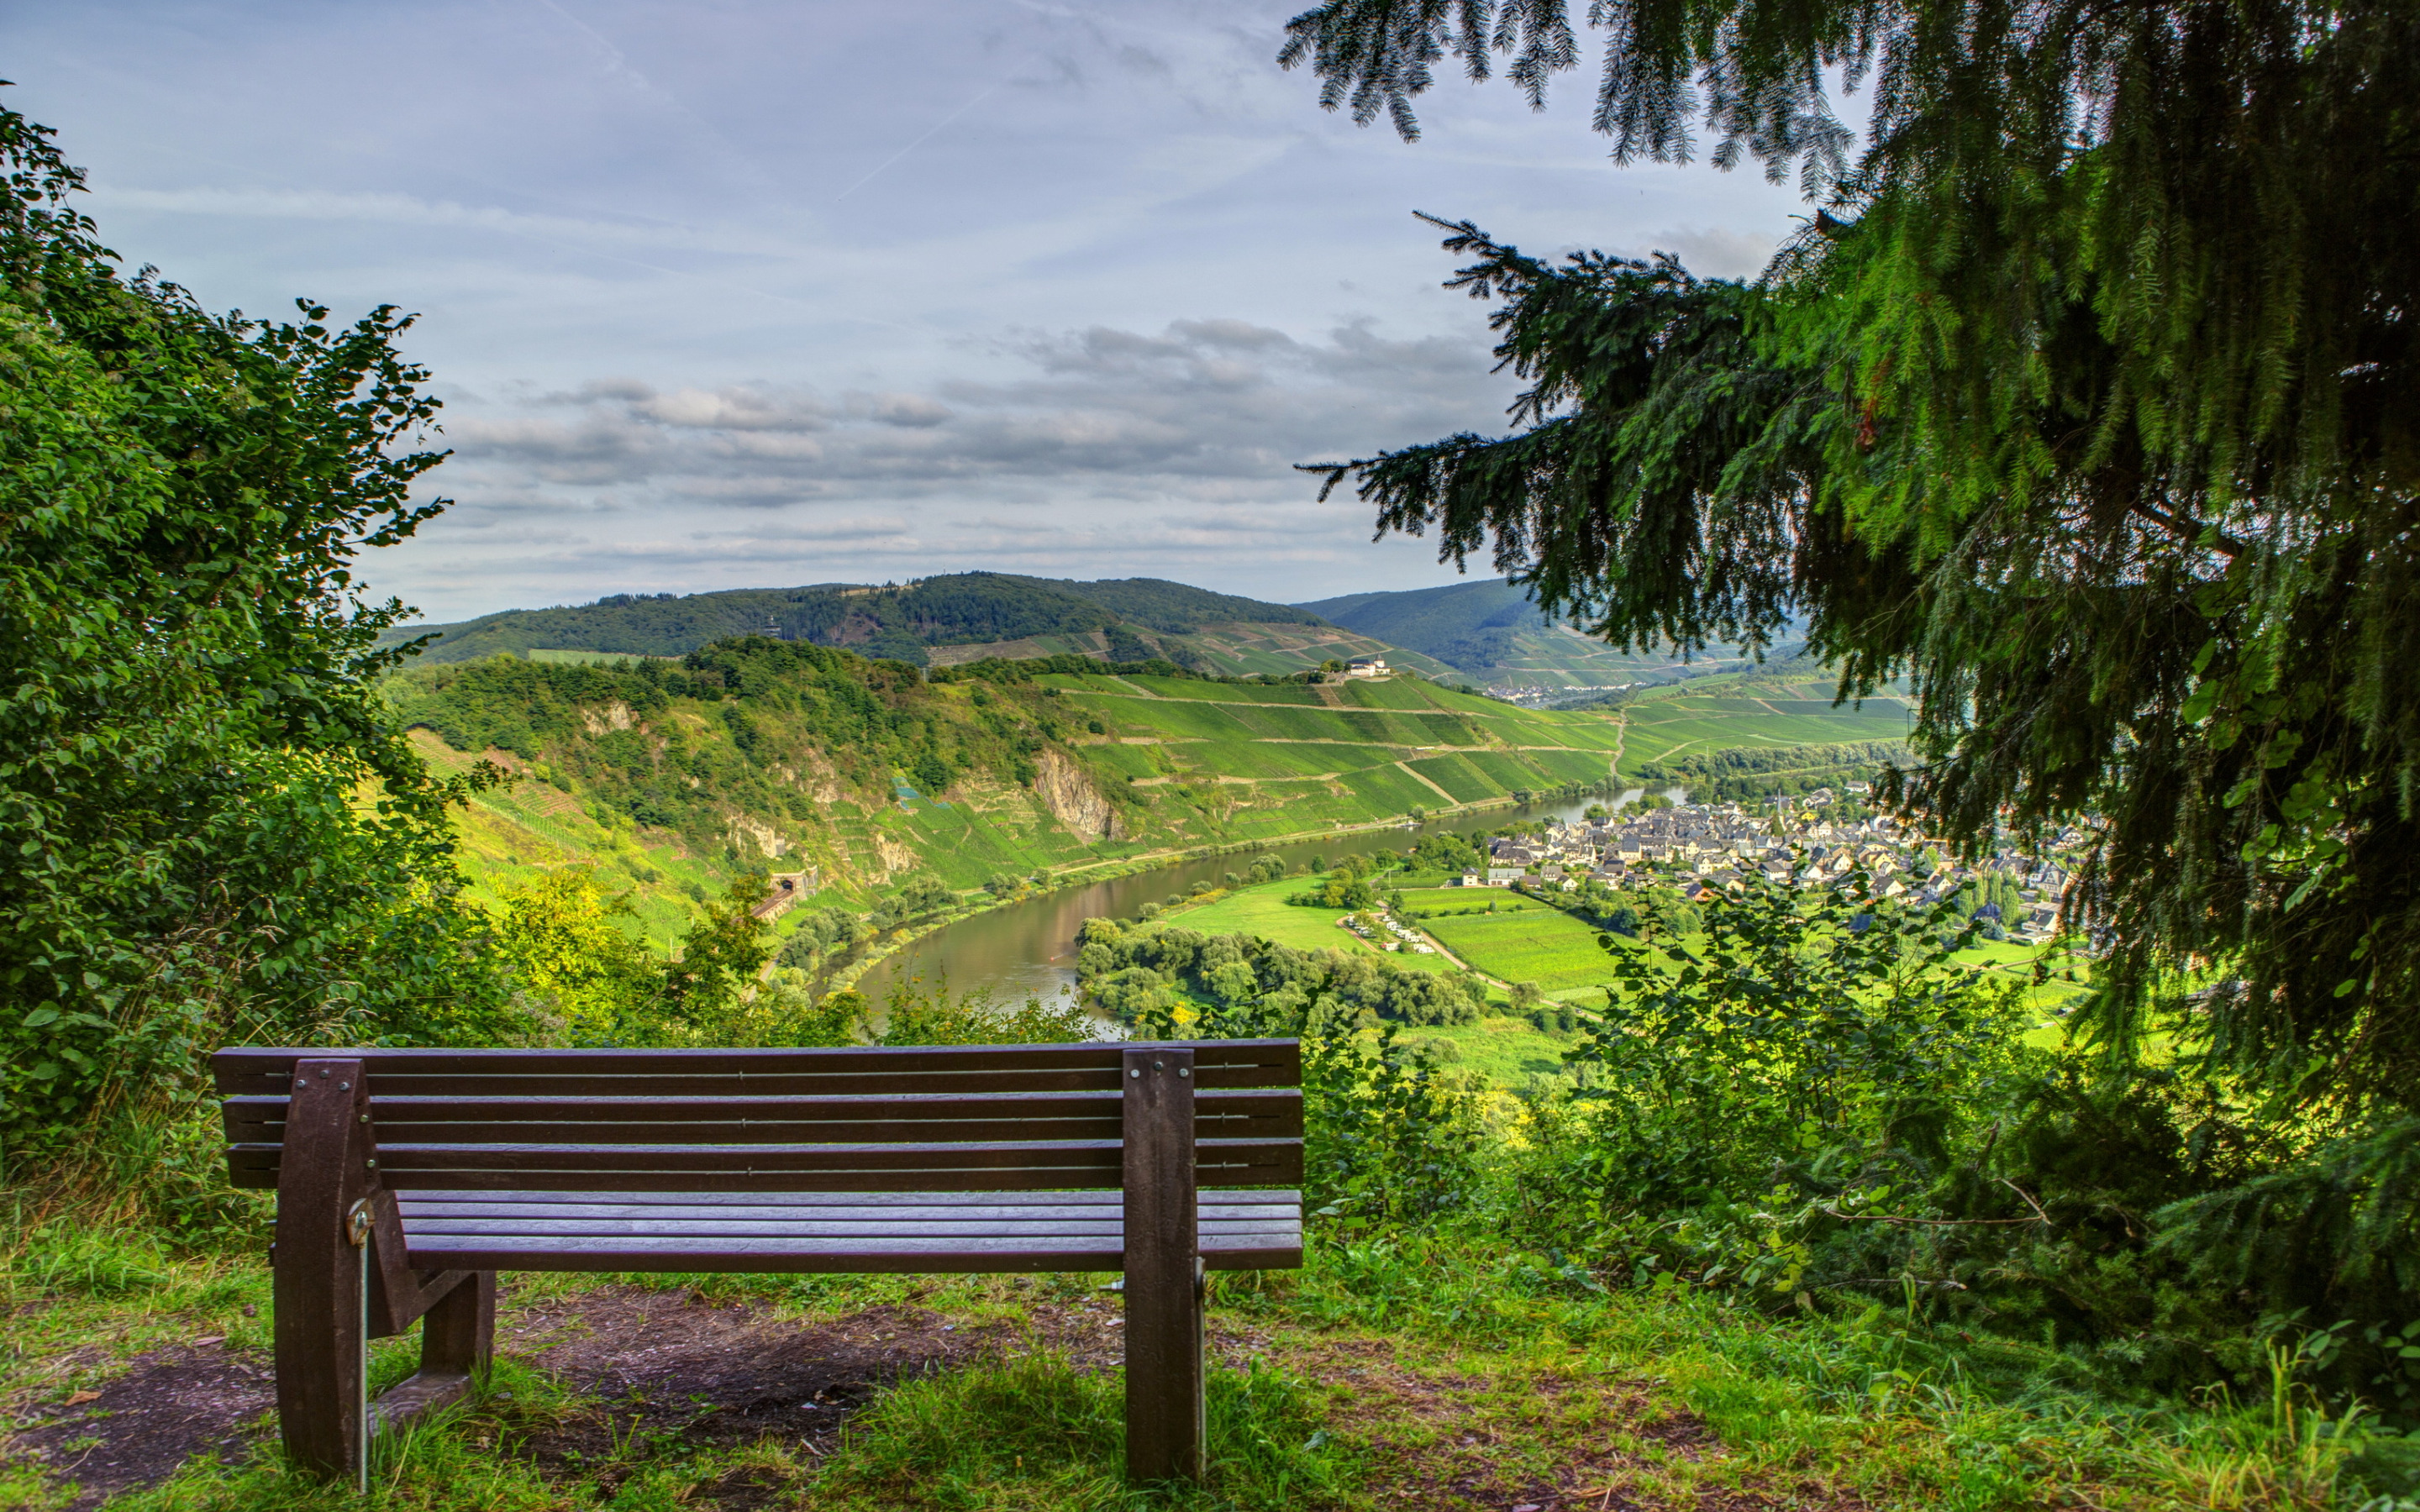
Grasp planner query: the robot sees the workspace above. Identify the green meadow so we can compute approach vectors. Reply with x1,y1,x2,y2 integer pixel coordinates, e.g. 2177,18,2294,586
1156,879,1455,971
1420,907,1618,997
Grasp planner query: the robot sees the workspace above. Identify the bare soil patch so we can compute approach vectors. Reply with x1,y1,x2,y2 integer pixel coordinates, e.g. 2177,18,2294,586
499,1284,1013,1482
5,1340,275,1509
0,1284,1021,1510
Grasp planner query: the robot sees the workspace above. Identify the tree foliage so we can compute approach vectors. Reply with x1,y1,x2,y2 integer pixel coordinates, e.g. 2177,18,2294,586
0,103,510,1155
1281,0,2420,1118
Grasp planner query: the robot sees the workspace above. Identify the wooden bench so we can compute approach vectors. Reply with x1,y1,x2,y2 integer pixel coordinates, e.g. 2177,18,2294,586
213,1038,1302,1488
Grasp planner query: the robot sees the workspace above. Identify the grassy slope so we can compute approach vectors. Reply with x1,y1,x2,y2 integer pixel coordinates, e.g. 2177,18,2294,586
1610,670,1916,775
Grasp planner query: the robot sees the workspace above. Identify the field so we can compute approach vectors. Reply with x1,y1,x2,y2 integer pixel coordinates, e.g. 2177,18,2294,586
1611,671,1915,778
1421,907,1619,998
1156,879,1454,970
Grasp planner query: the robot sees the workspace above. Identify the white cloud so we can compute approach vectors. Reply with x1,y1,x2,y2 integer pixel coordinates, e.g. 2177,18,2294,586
12,0,1833,614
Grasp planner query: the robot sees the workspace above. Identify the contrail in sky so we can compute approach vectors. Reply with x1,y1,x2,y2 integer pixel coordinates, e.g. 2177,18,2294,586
831,84,1005,206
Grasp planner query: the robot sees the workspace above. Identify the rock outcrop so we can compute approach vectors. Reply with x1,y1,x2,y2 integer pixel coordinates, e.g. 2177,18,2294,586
1034,748,1123,841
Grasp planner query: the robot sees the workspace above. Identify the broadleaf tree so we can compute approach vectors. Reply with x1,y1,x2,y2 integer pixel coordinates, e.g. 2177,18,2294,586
0,102,513,1164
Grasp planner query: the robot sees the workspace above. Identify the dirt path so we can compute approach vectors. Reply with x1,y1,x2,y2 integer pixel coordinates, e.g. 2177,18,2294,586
1397,760,1460,804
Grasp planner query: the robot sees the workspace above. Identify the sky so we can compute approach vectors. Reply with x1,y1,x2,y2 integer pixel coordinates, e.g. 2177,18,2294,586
6,0,1828,623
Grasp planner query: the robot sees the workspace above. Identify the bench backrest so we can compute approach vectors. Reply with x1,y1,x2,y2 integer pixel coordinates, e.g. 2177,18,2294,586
214,1040,1302,1194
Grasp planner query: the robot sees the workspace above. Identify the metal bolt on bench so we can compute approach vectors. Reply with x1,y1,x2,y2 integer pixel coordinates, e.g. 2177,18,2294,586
214,1039,1303,1487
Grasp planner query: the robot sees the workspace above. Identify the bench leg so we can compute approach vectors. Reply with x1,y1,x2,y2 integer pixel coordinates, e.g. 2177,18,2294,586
1124,1047,1204,1483
272,1058,374,1483
371,1272,495,1439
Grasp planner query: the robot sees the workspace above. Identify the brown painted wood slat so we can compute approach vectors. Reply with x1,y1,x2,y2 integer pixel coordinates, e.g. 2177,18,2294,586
223,1093,1302,1149
212,1040,1301,1095
228,1140,1303,1193
394,1196,1300,1221
392,1205,1307,1229
397,1217,1302,1239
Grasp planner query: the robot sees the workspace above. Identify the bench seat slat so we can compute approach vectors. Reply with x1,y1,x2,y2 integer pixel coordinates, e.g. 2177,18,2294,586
392,1188,1302,1210
392,1184,1303,1274
399,1217,1302,1239
402,1244,1303,1275
395,1199,1294,1222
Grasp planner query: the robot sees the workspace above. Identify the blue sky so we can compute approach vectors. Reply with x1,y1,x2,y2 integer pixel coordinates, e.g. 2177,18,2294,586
8,1,1826,622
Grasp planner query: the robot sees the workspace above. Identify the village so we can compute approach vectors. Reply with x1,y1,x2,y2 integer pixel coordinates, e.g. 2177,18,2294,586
1465,790,2081,944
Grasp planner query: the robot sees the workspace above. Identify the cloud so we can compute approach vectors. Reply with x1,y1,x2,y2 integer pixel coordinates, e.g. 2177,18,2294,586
402,308,1524,606
1652,227,1782,280
445,314,1511,505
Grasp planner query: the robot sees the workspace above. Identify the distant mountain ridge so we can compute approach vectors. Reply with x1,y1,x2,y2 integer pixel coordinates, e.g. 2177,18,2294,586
381,573,1329,668
1297,580,1549,670
1300,580,1782,699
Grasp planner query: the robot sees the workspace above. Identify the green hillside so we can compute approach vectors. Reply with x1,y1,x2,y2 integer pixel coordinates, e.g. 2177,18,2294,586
387,641,1623,947
1300,578,1767,696
381,573,1336,669
1600,661,1915,777
385,636,1927,948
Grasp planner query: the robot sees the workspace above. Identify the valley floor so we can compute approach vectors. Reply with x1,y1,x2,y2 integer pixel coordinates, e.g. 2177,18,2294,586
0,1236,2366,1511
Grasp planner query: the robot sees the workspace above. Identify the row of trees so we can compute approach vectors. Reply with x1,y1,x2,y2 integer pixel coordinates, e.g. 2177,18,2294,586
1076,916,1487,1028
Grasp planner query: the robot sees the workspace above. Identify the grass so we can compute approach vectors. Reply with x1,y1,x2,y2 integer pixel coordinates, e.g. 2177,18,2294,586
1421,908,1620,997
1151,879,1449,973
4,1226,2406,1511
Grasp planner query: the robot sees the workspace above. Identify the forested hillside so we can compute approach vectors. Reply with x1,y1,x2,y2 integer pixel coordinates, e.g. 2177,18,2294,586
382,573,1344,669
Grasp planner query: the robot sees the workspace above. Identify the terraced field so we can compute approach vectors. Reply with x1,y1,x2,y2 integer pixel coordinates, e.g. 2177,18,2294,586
1044,673,1630,836
1613,674,1915,774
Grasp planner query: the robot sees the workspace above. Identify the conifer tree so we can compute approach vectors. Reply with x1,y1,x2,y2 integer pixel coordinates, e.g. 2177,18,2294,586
1282,0,2420,1121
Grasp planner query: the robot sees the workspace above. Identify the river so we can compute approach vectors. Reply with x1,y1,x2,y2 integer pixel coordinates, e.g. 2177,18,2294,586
852,786,1681,1007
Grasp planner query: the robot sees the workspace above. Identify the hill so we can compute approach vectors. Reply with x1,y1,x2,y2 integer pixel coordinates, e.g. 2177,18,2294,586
387,640,1634,945
1301,579,1769,698
387,635,1939,948
1604,660,1915,777
381,573,1341,669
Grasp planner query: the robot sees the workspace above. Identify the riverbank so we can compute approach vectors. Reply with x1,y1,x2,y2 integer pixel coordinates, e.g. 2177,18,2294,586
834,790,1617,1006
